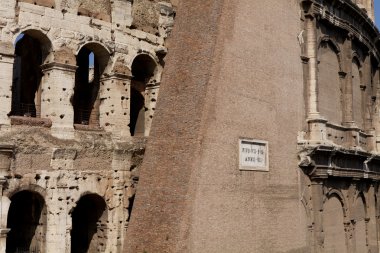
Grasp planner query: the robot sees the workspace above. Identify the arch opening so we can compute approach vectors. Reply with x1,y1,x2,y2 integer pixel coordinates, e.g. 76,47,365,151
323,195,347,253
73,43,109,127
11,31,52,118
6,190,46,253
318,42,342,125
130,54,157,136
354,193,367,252
71,194,107,253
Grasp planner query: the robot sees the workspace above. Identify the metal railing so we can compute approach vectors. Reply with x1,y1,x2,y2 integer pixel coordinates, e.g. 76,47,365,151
13,245,40,253
75,108,91,125
11,103,41,118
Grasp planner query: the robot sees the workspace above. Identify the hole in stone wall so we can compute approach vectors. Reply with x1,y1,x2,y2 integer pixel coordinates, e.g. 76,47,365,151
11,31,51,118
127,194,136,222
130,54,157,136
71,194,107,253
73,44,109,127
6,191,46,253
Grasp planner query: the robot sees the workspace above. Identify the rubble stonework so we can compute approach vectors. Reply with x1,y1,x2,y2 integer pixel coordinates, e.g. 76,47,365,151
0,0,174,252
124,0,380,253
1,0,380,252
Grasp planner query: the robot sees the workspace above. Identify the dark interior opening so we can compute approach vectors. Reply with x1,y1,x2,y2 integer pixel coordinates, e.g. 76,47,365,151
6,191,46,253
127,194,136,221
71,194,107,253
73,47,101,126
11,33,44,117
130,54,157,136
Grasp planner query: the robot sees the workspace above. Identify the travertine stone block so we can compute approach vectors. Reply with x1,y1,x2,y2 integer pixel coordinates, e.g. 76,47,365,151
41,63,77,139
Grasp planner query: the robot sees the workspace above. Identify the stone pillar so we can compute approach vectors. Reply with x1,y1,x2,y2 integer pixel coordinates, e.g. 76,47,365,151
104,171,130,253
0,145,13,253
45,187,68,253
311,180,324,253
99,73,132,139
305,16,319,119
0,43,14,128
109,154,134,253
145,83,159,136
41,63,77,140
305,16,328,142
342,36,355,127
366,186,379,252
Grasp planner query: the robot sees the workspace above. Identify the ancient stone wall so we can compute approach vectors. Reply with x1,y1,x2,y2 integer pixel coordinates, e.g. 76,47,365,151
0,0,175,252
298,0,380,252
125,0,380,253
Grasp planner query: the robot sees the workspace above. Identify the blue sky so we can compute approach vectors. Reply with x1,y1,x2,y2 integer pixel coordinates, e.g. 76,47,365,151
376,0,380,27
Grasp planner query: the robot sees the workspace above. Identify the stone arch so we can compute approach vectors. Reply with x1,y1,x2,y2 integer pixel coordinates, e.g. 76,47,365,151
353,192,368,252
75,42,112,73
10,29,53,118
352,51,364,67
70,193,108,253
129,53,158,136
5,184,47,200
6,190,47,253
323,193,348,253
73,42,111,127
13,29,53,62
318,36,342,70
318,40,343,125
324,189,349,216
352,56,365,129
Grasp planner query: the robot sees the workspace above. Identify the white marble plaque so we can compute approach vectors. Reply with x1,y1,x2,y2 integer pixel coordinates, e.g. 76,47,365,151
239,138,269,171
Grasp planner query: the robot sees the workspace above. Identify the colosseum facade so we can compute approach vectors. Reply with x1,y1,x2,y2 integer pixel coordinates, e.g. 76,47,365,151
0,0,174,252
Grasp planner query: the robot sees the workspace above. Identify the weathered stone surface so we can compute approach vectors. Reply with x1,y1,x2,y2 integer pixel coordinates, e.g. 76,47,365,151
125,0,380,253
0,0,174,252
1,0,380,252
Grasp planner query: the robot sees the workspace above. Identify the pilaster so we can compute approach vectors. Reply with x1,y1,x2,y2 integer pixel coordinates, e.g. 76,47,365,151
305,15,320,120
45,187,68,253
0,145,13,253
0,44,14,127
144,83,159,136
342,35,355,128
311,180,324,253
41,62,77,140
99,73,132,139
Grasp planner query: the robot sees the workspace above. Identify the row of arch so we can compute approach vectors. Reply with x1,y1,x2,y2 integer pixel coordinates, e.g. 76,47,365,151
317,36,377,131
6,190,107,253
323,191,368,252
10,29,159,136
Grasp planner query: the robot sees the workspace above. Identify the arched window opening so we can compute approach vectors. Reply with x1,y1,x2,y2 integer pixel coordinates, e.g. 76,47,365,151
130,54,157,136
318,42,342,125
11,31,51,118
71,194,107,253
323,195,347,253
6,191,46,253
354,194,367,251
74,44,109,127
352,58,364,129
